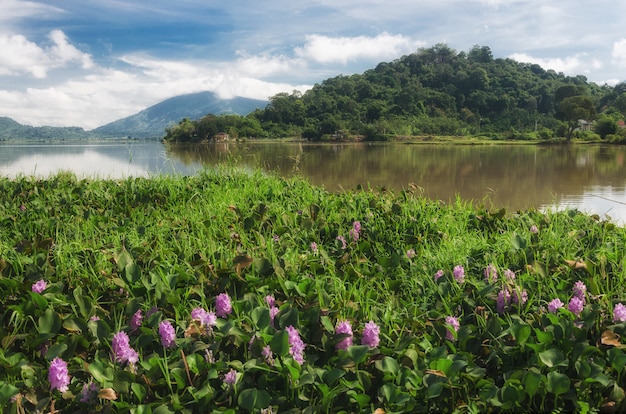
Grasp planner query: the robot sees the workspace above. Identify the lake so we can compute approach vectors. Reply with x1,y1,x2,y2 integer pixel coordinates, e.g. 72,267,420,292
2,140,626,222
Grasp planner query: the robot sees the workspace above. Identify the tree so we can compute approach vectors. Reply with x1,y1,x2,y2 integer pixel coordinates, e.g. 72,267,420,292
556,96,596,140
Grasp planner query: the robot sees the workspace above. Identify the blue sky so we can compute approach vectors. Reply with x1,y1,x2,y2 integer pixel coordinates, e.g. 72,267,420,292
1,0,626,129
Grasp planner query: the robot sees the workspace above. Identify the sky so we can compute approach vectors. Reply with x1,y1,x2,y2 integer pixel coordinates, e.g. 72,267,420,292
1,0,626,130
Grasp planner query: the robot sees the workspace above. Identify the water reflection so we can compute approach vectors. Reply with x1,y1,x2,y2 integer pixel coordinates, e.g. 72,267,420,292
2,141,626,223
167,142,626,221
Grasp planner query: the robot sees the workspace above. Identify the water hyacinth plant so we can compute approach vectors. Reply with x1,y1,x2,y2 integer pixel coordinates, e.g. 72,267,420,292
2,169,626,412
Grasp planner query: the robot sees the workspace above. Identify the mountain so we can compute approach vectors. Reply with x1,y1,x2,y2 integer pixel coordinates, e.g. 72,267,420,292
92,91,268,138
0,116,92,140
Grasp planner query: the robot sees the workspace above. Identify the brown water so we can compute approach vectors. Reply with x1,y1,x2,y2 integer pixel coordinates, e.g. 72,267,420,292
167,141,626,220
2,141,626,221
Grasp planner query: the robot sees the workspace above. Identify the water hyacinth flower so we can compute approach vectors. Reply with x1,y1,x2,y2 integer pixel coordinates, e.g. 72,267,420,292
335,320,354,350
269,306,280,328
112,331,139,365
406,249,416,259
159,320,176,348
32,279,47,293
497,289,511,314
548,298,565,313
310,242,318,253
191,307,217,328
434,269,444,281
130,309,143,332
504,269,516,281
265,295,276,308
336,235,347,249
350,221,362,242
530,225,539,234
614,303,626,322
79,382,100,404
573,280,587,302
262,345,274,365
484,264,498,283
453,265,465,284
568,296,584,316
48,357,70,393
511,287,528,306
361,320,380,348
216,293,232,318
223,369,237,386
445,316,460,341
285,325,306,365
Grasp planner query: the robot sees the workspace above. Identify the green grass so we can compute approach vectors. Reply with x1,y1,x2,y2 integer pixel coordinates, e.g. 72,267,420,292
1,169,626,413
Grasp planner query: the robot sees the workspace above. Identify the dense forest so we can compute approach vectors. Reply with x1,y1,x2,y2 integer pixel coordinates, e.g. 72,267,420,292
164,44,626,143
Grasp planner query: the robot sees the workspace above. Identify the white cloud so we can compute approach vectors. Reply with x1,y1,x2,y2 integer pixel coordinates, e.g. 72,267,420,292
508,53,592,75
0,30,93,78
295,32,418,65
612,38,626,68
0,0,64,22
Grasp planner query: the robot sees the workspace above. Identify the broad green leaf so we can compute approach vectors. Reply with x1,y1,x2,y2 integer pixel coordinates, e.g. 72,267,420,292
546,371,570,396
524,371,543,397
131,383,147,403
347,345,369,365
0,382,19,406
538,349,566,368
375,356,400,375
511,322,531,347
270,330,290,357
28,291,48,309
39,308,61,334
251,306,270,330
238,388,271,411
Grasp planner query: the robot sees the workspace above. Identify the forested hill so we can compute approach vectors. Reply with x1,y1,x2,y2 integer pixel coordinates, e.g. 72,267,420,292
164,44,626,142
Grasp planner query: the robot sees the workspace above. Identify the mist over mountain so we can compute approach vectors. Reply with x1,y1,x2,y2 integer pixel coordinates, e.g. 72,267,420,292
92,92,268,138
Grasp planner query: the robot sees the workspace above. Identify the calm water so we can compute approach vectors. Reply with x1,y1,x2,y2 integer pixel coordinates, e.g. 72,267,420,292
2,140,626,222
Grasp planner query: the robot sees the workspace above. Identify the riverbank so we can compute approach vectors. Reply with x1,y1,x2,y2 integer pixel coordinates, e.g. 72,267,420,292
2,170,626,412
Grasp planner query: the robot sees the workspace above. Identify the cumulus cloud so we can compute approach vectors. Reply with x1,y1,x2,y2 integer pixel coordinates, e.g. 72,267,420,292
508,52,597,75
612,39,626,68
295,32,418,64
0,30,93,78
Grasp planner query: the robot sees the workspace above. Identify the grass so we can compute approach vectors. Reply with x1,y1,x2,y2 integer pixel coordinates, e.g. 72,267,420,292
1,168,626,413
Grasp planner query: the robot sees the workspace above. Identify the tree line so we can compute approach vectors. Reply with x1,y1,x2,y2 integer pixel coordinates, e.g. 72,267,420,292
164,44,626,143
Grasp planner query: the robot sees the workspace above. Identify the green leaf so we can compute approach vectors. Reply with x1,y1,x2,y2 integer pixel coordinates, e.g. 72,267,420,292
511,322,531,347
0,382,19,407
546,371,570,396
115,247,134,271
73,286,90,318
125,263,141,284
131,383,147,403
524,371,543,397
323,368,345,385
347,345,369,365
238,388,271,411
534,328,553,345
270,330,290,357
39,308,61,334
28,291,48,309
375,356,400,375
88,359,115,383
251,306,270,330
538,349,566,368
45,343,68,360
511,233,527,250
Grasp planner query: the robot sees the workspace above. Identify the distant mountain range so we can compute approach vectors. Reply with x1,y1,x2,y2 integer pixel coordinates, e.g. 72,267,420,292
0,91,268,140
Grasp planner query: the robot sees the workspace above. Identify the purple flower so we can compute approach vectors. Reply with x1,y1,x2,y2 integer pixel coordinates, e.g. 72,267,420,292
32,279,47,293
548,298,564,313
273,234,280,242
285,325,306,365
568,296,584,316
573,281,587,302
216,293,232,318
336,235,347,249
269,306,280,328
79,382,100,404
504,269,516,281
265,295,276,308
350,221,362,242
223,369,237,386
112,331,139,365
445,316,460,341
48,357,70,393
453,265,465,284
484,265,498,283
406,249,416,259
130,309,143,332
191,307,217,327
614,303,626,322
361,320,381,348
310,242,318,252
497,289,511,314
530,225,539,234
159,320,176,348
146,306,158,317
335,320,353,350
511,287,528,306
434,269,444,281
262,345,274,365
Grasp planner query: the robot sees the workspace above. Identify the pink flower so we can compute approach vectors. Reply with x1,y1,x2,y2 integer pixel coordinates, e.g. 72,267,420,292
269,306,280,328
48,357,70,393
336,235,347,249
112,331,139,365
130,309,143,331
32,279,47,293
548,298,564,313
216,293,232,318
614,303,626,322
223,369,237,385
159,320,176,348
310,242,318,252
285,325,306,365
191,307,217,327
453,265,465,283
406,249,416,259
484,265,498,283
262,345,274,365
361,320,380,348
350,221,362,242
573,281,587,302
445,316,460,341
568,296,584,316
335,320,353,350
265,295,276,308
504,269,516,281
434,269,444,281
530,225,539,234
497,289,511,314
